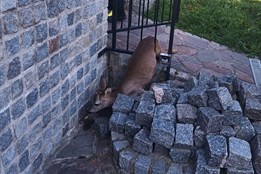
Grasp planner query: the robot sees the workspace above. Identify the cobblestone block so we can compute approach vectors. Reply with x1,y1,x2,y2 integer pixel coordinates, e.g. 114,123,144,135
119,150,136,172
0,65,5,86
198,107,224,133
93,117,110,139
141,91,155,102
75,23,82,38
8,57,21,80
32,153,43,172
220,126,235,138
0,129,13,152
17,135,29,154
109,112,128,133
125,118,141,137
0,109,10,131
19,7,34,28
19,150,29,172
218,75,237,94
167,163,182,174
252,122,261,134
222,100,242,117
169,147,191,163
111,131,127,142
227,167,254,174
1,144,15,168
162,89,180,105
26,88,38,108
3,12,18,34
13,117,27,139
18,0,31,7
234,116,255,142
113,140,129,161
11,79,23,99
154,104,176,123
205,135,227,167
28,105,42,125
245,98,261,121
239,82,261,106
207,87,233,111
38,60,49,80
177,104,197,124
134,154,152,174
154,144,170,156
50,71,60,88
151,158,167,174
227,137,252,170
34,2,47,23
11,98,26,120
133,129,153,155
188,86,208,107
112,94,135,113
194,126,206,148
36,23,48,43
150,119,175,148
36,42,48,62
177,92,188,104
250,135,261,174
67,12,74,26
5,37,20,56
22,51,35,71
40,79,50,97
21,29,35,48
2,0,16,12
175,123,194,148
60,63,69,80
0,87,9,110
60,32,69,48
198,71,214,86
195,150,220,174
47,0,59,18
136,100,155,127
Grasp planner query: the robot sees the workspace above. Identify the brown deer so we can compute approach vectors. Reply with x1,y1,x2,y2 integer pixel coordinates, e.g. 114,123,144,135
89,36,161,112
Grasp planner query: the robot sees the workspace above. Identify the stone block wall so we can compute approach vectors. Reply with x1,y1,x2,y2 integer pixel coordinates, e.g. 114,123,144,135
0,0,108,173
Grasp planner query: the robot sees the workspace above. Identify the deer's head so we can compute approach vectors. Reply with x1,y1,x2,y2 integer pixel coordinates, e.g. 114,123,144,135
89,77,117,113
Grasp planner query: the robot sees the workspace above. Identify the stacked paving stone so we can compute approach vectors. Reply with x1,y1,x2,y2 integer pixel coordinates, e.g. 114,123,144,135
106,69,261,174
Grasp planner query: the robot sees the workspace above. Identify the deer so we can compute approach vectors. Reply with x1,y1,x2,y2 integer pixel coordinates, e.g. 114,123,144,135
89,36,162,113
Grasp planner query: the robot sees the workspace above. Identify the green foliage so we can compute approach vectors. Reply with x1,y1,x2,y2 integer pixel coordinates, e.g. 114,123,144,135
148,0,261,57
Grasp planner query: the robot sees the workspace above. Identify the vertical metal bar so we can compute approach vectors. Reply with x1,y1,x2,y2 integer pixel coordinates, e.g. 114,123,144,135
126,0,133,50
154,0,159,41
140,0,146,40
138,0,142,26
112,0,118,50
146,0,150,25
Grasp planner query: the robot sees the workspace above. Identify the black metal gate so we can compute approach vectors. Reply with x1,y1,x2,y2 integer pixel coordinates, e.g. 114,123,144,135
100,0,181,80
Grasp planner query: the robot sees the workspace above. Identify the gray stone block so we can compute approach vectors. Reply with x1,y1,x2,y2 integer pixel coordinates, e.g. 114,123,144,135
134,154,152,174
227,167,254,174
250,135,261,174
5,36,19,56
245,98,261,121
0,65,5,86
47,0,59,18
36,23,48,42
0,87,9,110
218,75,237,94
1,144,15,168
177,92,189,104
233,116,255,142
18,0,31,7
21,29,35,49
167,163,183,174
112,94,135,113
162,89,180,105
194,126,206,148
19,7,34,28
175,123,194,148
16,135,29,154
111,131,127,142
19,150,30,172
26,88,38,108
227,137,252,170
1,0,16,12
125,118,141,138
195,150,220,174
0,109,10,131
36,42,48,62
188,86,208,107
150,119,175,149
252,122,261,134
198,107,224,133
220,126,235,138
0,129,13,152
3,12,18,34
169,147,191,163
151,158,167,174
8,57,21,80
136,100,155,127
119,149,136,172
109,112,128,133
154,104,176,123
133,129,153,155
93,117,110,139
34,2,47,23
22,50,35,71
207,87,233,111
141,91,155,102
198,71,214,86
205,135,227,167
113,140,129,161
154,144,170,157
239,82,261,106
222,100,243,117
11,98,26,120
177,104,197,124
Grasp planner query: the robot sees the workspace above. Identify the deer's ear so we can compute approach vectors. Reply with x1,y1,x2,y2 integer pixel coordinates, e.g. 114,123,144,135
99,76,107,91
104,88,112,95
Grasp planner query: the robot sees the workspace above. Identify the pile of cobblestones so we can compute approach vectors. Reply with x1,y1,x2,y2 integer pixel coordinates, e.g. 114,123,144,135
93,69,261,174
